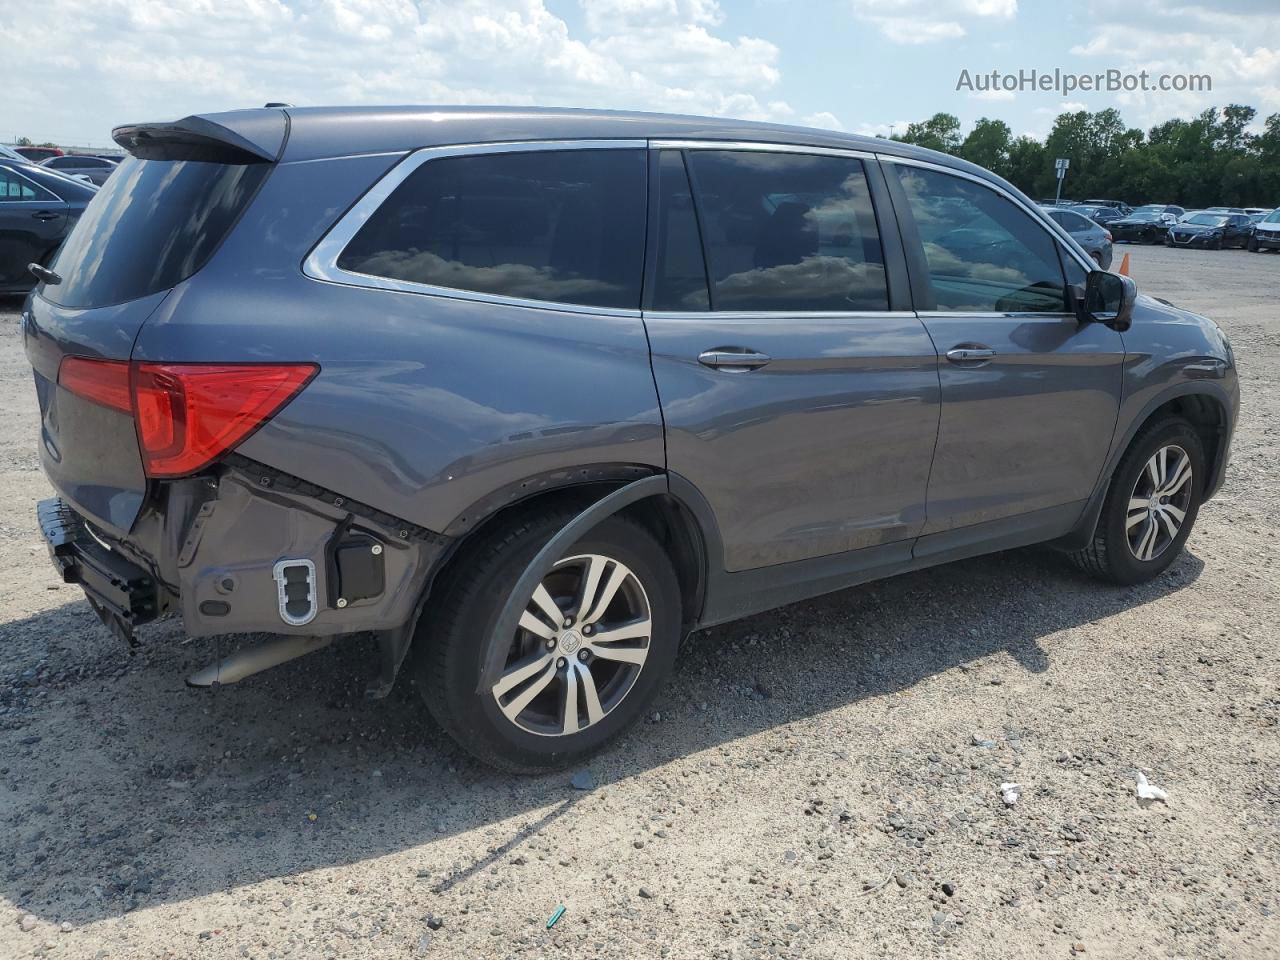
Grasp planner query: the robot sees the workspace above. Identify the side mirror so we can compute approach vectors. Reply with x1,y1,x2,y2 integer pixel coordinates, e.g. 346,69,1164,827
1070,270,1136,332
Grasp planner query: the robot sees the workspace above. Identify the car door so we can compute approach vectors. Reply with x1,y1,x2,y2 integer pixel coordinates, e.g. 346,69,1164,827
0,167,66,285
884,159,1125,538
1226,214,1250,246
643,144,941,572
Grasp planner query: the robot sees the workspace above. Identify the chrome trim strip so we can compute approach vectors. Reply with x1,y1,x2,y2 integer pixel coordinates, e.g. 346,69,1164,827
644,310,912,321
878,154,1099,275
303,139,647,317
284,150,409,166
651,139,875,160
917,311,1076,319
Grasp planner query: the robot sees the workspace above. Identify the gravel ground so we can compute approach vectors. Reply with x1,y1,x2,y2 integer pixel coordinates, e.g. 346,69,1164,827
1,245,1277,960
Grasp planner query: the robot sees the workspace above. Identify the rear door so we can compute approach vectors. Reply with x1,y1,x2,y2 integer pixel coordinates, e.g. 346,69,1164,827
0,166,65,285
644,144,940,571
884,159,1125,536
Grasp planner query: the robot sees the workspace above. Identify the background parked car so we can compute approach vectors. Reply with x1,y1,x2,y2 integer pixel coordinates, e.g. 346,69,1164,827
1245,208,1272,223
1080,198,1131,214
0,159,97,293
1248,208,1280,252
1040,204,1113,268
1110,206,1180,243
14,146,64,163
40,154,118,186
1205,206,1245,215
1072,203,1127,227
0,144,32,164
1166,211,1253,249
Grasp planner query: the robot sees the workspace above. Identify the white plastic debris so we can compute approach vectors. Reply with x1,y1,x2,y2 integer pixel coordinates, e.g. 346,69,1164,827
1135,772,1168,803
1000,782,1021,806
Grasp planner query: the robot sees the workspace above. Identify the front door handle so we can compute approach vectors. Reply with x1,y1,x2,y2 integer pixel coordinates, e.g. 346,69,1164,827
698,348,771,372
31,211,60,222
946,345,996,364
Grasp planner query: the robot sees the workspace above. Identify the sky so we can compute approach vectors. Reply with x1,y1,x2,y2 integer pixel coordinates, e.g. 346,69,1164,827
2,0,1278,148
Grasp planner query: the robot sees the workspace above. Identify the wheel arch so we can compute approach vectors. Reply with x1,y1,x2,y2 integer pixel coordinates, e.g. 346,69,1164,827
420,466,725,641
1055,382,1233,551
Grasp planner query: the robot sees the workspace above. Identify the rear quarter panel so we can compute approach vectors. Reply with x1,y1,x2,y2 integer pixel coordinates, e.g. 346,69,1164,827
130,156,665,533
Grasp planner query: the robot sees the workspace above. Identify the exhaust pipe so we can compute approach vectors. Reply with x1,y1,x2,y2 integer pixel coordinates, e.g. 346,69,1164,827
186,635,333,687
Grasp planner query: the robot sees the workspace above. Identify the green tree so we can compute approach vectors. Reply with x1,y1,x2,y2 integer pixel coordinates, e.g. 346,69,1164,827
897,113,962,154
959,118,1012,176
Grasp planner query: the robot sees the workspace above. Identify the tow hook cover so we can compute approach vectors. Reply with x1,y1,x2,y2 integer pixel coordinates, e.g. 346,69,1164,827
273,559,317,626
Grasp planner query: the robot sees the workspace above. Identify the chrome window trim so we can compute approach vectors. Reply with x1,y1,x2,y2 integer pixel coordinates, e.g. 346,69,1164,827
644,310,912,321
917,311,1076,320
651,139,876,161
303,139,647,317
878,154,1098,276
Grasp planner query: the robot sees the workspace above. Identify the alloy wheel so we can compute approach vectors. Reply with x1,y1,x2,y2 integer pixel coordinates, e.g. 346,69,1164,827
1126,444,1194,562
490,553,652,736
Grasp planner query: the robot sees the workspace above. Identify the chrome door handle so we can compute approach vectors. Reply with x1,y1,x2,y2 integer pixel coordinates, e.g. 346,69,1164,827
946,345,996,364
698,348,771,371
31,211,60,222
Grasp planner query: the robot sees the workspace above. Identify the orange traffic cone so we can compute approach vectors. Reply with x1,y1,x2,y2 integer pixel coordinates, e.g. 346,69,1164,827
1117,252,1130,276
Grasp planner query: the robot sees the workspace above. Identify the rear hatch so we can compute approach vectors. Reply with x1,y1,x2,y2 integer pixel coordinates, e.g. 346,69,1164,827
23,111,284,536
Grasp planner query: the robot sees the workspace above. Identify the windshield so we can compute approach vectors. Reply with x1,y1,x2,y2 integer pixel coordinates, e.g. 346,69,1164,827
45,156,269,309
1263,210,1280,224
1129,211,1162,221
1186,213,1228,226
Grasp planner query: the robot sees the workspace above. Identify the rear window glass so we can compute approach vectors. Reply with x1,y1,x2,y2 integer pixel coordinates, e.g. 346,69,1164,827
45,157,269,309
336,149,647,309
683,150,888,312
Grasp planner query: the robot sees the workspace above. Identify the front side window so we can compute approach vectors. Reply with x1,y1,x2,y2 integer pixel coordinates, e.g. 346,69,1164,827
893,165,1068,313
682,150,888,312
337,148,647,309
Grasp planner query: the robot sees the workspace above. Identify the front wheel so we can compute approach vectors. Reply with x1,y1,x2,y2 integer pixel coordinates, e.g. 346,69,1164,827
1071,419,1205,585
414,508,681,772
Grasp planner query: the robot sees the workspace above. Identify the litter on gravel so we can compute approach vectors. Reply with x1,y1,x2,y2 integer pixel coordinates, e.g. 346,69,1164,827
1136,771,1169,803
1000,783,1021,806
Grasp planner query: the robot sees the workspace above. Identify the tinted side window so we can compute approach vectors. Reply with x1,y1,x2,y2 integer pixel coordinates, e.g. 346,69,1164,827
893,166,1067,313
683,150,888,311
1059,211,1093,233
338,149,647,309
650,151,709,311
0,170,43,201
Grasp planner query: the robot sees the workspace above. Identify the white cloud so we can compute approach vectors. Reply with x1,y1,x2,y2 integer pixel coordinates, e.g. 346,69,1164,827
851,0,1016,44
971,88,1015,101
801,111,844,130
0,0,792,145
1071,0,1280,128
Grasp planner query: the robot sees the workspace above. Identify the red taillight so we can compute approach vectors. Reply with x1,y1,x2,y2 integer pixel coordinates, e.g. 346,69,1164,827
58,357,132,414
132,363,318,477
1104,230,1113,242
58,358,317,478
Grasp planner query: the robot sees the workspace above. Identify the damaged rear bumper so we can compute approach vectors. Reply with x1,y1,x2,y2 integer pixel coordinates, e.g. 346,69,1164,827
38,457,452,689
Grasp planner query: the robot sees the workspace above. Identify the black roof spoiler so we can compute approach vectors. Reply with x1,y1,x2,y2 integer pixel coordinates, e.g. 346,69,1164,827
112,109,288,163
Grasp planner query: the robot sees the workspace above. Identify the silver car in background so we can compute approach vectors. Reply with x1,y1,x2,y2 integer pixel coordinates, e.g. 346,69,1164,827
1041,205,1114,269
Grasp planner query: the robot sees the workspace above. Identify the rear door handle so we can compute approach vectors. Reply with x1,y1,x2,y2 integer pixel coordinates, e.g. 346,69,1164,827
32,211,60,221
698,348,771,372
945,345,996,364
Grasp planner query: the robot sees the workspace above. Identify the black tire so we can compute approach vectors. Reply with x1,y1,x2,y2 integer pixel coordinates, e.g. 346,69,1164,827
1090,251,1102,266
414,507,681,772
1071,418,1205,585
1248,237,1259,252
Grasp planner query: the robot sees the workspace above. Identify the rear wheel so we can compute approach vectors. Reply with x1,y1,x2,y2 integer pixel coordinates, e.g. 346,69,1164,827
414,508,681,772
1071,418,1204,585
1248,236,1259,252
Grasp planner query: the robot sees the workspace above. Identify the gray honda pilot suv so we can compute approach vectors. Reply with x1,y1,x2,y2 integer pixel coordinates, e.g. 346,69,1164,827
23,106,1238,771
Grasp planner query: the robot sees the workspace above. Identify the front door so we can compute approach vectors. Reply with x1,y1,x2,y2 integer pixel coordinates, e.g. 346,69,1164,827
885,160,1125,535
644,146,941,571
